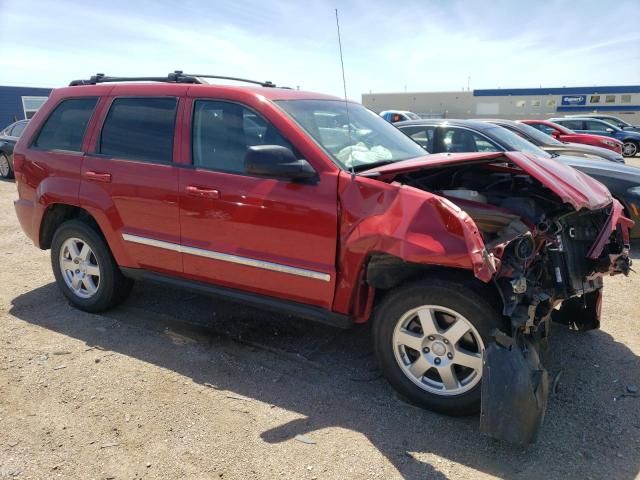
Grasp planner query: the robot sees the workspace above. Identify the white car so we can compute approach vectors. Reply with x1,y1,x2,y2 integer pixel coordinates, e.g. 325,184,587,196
380,110,421,123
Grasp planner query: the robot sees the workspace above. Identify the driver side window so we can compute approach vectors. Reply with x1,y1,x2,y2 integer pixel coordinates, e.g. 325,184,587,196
585,120,612,132
192,100,294,174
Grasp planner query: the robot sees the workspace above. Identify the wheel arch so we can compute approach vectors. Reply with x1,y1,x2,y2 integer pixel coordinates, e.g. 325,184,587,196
351,253,505,324
39,204,104,250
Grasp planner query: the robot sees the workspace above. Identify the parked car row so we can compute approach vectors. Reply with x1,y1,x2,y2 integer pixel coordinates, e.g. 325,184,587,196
7,73,636,444
395,118,640,238
0,119,28,179
381,111,640,158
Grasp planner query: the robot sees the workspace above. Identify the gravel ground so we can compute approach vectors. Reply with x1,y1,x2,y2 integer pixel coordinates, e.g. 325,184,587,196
1,164,639,480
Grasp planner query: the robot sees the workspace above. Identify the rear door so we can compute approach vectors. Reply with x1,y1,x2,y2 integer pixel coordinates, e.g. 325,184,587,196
178,99,338,308
80,96,183,274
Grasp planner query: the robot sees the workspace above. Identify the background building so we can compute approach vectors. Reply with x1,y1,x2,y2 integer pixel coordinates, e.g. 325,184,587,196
0,86,52,128
362,86,640,124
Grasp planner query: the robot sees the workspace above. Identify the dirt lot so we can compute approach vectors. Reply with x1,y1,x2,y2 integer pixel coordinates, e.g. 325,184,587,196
1,162,640,480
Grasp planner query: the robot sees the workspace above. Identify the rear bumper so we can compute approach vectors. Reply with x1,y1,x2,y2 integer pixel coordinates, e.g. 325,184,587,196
14,198,38,246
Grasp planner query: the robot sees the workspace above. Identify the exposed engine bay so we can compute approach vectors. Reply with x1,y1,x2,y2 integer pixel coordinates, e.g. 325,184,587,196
399,163,631,326
394,160,633,444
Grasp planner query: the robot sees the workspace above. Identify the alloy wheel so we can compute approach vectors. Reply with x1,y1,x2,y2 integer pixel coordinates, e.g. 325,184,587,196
392,305,484,396
0,155,10,177
59,237,101,299
623,142,638,157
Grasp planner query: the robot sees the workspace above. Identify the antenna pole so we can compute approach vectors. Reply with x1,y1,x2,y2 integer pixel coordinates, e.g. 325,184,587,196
335,8,355,174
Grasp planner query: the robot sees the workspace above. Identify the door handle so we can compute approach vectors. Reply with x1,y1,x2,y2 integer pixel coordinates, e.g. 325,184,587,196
186,185,220,199
84,171,112,183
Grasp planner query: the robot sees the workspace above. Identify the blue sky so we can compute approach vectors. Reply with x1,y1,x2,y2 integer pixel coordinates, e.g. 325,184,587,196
0,0,638,99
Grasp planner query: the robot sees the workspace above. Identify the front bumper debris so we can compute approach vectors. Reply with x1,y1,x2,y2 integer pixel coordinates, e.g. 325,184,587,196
480,333,549,445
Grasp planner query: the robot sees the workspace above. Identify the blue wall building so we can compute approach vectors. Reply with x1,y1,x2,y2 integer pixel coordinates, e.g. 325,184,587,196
0,85,52,129
363,85,640,123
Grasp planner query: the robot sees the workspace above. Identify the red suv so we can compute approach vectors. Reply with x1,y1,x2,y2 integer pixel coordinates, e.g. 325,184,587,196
12,73,633,444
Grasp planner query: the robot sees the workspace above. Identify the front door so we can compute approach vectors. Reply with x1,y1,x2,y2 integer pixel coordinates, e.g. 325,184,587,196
178,99,338,308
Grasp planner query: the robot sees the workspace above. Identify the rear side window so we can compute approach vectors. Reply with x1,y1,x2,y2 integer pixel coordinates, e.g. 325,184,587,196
33,98,98,151
11,122,27,137
400,125,435,152
100,97,177,163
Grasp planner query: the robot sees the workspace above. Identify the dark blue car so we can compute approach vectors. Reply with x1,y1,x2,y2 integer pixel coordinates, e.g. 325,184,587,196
550,117,640,157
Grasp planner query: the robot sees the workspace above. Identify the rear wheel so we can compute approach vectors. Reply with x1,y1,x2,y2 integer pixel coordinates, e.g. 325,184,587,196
51,219,133,312
372,278,506,416
622,141,638,157
0,153,13,179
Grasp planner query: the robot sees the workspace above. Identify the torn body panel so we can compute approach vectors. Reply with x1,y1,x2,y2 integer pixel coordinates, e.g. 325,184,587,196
332,171,495,317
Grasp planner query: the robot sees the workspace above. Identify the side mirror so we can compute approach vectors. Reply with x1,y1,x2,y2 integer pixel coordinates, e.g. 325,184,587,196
245,145,317,181
605,128,614,133
550,130,560,138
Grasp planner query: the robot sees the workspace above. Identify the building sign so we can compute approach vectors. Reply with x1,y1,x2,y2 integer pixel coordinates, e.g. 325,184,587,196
561,95,586,106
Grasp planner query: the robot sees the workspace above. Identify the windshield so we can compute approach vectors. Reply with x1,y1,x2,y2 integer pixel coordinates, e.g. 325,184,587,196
515,122,564,145
406,112,421,120
486,126,551,158
276,100,427,170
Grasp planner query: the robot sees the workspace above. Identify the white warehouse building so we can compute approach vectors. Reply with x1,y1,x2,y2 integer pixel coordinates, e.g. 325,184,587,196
362,86,640,124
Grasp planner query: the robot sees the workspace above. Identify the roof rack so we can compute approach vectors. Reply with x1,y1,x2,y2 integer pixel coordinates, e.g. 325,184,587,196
69,71,278,88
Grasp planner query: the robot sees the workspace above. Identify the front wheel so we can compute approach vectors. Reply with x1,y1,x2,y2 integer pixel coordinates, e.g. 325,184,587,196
0,153,13,179
372,278,506,416
622,141,638,157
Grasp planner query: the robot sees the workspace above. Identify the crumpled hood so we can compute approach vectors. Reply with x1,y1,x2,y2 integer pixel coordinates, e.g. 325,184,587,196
366,151,612,211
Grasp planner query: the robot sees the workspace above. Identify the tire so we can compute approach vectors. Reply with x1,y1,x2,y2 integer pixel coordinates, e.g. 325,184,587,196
51,219,133,312
622,141,638,158
372,277,506,416
0,153,13,179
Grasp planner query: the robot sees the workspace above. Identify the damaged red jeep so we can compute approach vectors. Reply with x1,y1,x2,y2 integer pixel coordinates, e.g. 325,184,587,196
13,73,633,444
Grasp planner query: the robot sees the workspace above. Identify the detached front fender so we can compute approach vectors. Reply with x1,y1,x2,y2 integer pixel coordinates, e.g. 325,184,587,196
332,172,496,316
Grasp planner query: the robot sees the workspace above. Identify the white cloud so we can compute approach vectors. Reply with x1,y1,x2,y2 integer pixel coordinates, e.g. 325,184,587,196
0,0,638,98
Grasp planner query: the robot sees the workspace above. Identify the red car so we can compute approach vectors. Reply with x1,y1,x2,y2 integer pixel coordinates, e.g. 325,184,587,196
12,73,633,444
520,119,623,154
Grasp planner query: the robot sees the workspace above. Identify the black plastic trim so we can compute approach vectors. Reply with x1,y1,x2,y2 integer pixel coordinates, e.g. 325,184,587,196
120,267,352,329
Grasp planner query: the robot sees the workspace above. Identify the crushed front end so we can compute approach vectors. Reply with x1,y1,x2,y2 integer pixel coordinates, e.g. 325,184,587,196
377,152,633,444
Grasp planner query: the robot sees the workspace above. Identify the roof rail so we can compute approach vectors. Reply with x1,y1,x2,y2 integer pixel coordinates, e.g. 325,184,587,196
69,71,279,88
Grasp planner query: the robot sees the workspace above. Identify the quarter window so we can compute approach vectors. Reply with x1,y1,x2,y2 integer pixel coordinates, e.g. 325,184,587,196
100,97,177,163
192,100,293,174
33,97,98,151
